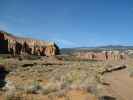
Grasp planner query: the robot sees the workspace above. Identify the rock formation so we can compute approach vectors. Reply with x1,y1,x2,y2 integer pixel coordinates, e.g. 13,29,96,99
0,31,60,56
75,50,128,61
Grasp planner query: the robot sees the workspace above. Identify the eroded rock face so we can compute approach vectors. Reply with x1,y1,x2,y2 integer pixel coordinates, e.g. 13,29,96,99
76,51,128,61
0,31,60,56
45,45,55,57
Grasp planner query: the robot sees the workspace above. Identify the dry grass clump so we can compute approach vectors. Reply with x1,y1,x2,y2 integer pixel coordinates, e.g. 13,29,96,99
29,80,69,97
54,89,68,98
4,90,36,100
63,70,82,84
24,80,42,94
127,67,133,77
4,90,24,100
41,84,58,95
129,71,133,77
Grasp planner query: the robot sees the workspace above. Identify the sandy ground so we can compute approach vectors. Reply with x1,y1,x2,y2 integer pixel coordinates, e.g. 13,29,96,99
104,69,133,100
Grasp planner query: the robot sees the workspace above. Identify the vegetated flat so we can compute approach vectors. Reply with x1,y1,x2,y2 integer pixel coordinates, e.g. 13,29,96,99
0,54,133,100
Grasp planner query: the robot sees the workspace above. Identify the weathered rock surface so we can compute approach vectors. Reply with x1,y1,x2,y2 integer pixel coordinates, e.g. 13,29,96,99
0,31,60,56
75,51,128,61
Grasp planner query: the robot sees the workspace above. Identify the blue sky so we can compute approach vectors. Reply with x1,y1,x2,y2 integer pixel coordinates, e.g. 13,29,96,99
0,0,133,48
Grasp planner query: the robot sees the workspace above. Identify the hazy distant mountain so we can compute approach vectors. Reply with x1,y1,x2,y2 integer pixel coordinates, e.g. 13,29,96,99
96,45,133,49
61,45,133,54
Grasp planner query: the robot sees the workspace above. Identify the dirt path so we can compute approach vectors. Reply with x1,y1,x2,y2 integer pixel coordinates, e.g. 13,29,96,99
104,69,133,100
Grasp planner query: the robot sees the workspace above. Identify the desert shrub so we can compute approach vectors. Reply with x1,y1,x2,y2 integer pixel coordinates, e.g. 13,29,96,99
129,71,133,77
0,54,11,59
55,89,67,98
95,74,104,84
128,68,133,77
78,83,98,96
87,85,98,96
24,80,41,94
64,95,71,100
20,55,41,60
63,70,82,84
41,82,59,95
5,91,23,100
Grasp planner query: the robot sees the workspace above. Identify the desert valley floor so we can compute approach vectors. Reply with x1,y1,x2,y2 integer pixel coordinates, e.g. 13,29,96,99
0,55,133,100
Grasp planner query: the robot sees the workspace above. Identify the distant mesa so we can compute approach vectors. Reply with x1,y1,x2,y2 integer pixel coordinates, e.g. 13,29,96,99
0,30,60,56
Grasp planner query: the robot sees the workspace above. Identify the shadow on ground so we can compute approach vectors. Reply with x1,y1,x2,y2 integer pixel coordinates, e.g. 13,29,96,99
99,96,116,100
0,64,9,88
